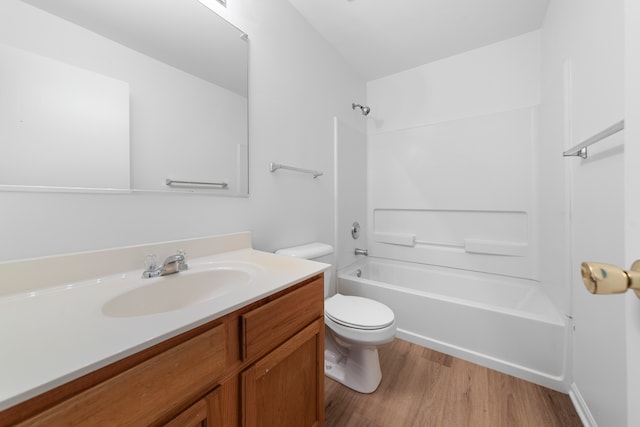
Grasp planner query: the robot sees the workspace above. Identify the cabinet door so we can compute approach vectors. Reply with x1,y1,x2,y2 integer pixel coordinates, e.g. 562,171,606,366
164,388,222,427
242,318,324,427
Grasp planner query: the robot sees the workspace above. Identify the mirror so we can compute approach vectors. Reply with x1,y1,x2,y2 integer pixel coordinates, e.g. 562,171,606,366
0,0,249,195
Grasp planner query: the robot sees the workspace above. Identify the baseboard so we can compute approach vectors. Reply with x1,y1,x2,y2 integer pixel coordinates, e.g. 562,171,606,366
569,382,596,427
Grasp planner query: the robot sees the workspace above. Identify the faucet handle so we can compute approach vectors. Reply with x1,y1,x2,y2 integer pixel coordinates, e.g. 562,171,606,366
142,254,160,278
177,249,189,271
144,254,158,271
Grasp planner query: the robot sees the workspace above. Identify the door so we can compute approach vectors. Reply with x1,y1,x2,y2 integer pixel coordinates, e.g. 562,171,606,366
624,1,640,424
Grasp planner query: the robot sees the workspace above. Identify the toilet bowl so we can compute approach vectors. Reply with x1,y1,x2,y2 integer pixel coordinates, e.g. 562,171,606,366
324,293,395,393
275,243,396,393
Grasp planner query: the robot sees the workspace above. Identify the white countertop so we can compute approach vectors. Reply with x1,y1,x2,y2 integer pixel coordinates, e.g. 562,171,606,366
0,247,327,411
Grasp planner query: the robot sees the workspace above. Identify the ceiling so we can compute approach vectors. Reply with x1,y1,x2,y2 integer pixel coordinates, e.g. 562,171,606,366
288,0,550,81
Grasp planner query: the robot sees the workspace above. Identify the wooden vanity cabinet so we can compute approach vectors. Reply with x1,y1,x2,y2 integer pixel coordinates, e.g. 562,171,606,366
2,274,324,427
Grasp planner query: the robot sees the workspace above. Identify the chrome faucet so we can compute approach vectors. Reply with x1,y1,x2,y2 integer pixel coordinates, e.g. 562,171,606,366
142,250,189,278
354,248,368,256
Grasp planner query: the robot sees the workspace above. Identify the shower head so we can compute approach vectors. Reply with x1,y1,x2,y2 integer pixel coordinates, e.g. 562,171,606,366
352,103,371,116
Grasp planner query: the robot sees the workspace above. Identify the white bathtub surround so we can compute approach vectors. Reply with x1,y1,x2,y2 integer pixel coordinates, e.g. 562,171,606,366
338,257,567,391
366,31,540,282
367,106,538,280
0,232,328,411
359,31,572,390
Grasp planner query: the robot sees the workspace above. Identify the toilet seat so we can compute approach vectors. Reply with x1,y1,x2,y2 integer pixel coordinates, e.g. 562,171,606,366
325,294,394,330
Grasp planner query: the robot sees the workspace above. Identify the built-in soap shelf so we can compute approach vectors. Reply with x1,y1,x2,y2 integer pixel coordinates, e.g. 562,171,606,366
374,232,527,257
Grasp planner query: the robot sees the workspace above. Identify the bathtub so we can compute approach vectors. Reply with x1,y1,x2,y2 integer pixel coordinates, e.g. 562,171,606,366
337,257,568,390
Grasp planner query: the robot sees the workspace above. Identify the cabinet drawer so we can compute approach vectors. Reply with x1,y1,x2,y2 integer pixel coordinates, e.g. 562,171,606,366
242,276,323,360
19,324,226,426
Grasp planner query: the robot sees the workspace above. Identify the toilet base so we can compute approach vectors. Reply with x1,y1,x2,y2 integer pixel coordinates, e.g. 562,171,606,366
324,336,382,394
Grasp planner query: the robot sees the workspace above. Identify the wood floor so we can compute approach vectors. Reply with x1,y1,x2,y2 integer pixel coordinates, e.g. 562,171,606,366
324,339,582,427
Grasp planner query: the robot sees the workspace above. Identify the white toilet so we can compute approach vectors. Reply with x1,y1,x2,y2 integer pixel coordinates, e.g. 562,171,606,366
276,243,396,393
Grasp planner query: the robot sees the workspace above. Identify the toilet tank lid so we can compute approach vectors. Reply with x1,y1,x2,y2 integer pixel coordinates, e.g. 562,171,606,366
275,242,334,259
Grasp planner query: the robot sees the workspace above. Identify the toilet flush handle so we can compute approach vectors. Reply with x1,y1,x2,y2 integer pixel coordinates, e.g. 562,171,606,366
580,261,640,298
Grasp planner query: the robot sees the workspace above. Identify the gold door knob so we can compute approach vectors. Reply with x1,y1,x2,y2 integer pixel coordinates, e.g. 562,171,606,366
581,261,640,298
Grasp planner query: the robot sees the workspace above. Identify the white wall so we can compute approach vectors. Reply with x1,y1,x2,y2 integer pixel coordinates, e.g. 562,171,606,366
0,0,365,263
541,0,626,425
367,31,541,134
367,31,541,281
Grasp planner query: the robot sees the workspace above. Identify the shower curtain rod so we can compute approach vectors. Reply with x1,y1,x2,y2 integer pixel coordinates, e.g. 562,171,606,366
563,120,625,159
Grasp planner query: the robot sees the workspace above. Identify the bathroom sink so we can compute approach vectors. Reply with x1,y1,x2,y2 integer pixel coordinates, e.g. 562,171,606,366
102,266,253,317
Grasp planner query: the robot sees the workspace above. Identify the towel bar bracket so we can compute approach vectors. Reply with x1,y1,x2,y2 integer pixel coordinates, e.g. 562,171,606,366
563,147,588,159
563,120,624,159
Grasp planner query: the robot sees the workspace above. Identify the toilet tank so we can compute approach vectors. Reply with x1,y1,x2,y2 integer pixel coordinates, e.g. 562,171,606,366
275,243,334,297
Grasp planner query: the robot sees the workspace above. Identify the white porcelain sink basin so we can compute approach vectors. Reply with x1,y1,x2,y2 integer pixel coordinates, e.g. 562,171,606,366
102,266,254,317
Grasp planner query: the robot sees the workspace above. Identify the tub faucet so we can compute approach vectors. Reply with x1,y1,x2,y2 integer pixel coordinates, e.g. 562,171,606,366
354,248,368,256
142,250,189,278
